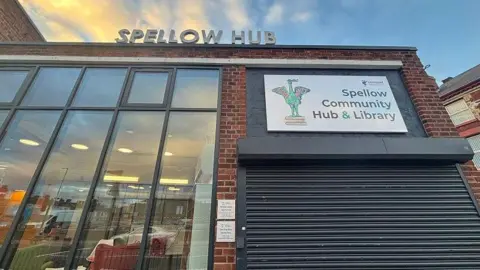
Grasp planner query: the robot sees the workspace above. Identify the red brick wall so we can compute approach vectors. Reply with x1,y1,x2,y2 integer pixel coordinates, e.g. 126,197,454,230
0,0,44,42
0,44,474,270
456,120,480,137
215,65,246,270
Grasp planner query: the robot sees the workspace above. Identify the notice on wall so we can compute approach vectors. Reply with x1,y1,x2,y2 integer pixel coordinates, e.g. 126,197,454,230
217,200,235,220
216,221,235,242
264,75,408,133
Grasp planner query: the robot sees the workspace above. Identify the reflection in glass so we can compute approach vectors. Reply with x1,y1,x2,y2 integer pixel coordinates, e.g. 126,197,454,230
0,111,61,248
144,112,217,270
0,70,29,103
127,71,169,104
21,67,81,106
171,69,219,108
5,111,113,269
73,68,127,107
73,111,165,269
0,111,9,126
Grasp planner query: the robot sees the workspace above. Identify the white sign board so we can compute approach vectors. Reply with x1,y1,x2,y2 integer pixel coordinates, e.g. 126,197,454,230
217,200,235,220
216,221,235,242
264,75,408,133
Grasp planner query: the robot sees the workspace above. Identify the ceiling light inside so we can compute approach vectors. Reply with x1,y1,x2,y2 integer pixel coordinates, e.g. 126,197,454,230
104,175,139,183
160,178,188,185
19,139,40,146
118,148,133,154
168,187,180,191
71,144,89,150
164,152,173,156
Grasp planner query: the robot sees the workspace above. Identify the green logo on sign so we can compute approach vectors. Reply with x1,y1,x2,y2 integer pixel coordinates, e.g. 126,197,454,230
271,79,311,125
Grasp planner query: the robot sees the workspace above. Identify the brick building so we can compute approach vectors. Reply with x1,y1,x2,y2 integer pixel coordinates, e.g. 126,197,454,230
0,0,44,42
440,64,480,168
1,1,480,270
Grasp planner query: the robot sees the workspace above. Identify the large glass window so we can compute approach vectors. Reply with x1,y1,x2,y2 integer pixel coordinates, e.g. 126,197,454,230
126,71,169,104
21,67,82,106
72,111,165,268
6,111,113,269
171,69,219,108
144,112,217,270
0,70,29,103
0,65,219,270
0,111,61,247
73,68,127,107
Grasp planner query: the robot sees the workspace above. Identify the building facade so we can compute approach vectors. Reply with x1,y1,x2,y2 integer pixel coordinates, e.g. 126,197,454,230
0,43,477,270
440,64,480,168
1,2,480,269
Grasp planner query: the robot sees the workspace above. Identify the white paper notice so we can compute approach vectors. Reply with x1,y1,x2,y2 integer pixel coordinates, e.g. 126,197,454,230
217,199,235,220
216,221,235,242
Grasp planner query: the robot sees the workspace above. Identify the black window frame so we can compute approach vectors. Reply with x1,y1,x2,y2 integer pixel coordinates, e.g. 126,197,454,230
122,68,173,107
0,63,222,270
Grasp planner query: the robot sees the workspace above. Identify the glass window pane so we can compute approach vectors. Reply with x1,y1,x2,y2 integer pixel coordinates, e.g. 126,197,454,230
144,112,216,269
468,135,480,152
0,110,9,126
5,111,113,269
72,111,165,268
21,67,81,106
0,110,61,247
171,69,219,108
73,68,127,107
473,153,480,169
446,100,469,115
127,71,169,104
0,70,29,103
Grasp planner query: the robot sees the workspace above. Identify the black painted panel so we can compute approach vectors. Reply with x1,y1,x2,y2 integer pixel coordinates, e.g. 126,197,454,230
246,69,426,138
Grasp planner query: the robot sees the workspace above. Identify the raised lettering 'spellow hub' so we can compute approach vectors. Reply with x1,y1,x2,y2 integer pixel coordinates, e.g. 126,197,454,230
115,29,276,45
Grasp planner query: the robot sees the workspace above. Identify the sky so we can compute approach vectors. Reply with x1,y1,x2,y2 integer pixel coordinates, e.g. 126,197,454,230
18,0,480,85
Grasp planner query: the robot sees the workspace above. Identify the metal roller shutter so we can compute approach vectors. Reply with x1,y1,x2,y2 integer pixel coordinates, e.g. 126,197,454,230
243,165,480,269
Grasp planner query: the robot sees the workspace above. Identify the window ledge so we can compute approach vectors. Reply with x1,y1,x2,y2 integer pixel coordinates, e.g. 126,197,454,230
456,119,479,128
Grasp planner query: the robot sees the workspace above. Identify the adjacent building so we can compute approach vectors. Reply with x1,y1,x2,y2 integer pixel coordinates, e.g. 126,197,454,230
1,0,480,269
440,64,480,168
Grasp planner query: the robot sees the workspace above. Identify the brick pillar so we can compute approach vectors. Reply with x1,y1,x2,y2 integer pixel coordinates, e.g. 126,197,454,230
214,66,246,270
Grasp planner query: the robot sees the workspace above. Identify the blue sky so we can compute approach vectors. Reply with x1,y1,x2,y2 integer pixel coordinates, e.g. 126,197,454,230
19,0,480,84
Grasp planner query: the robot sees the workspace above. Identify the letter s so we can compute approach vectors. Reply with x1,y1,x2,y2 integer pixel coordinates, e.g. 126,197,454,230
342,89,349,96
115,29,130,43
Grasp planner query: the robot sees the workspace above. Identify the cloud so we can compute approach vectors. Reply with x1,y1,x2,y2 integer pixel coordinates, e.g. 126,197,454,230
19,0,137,42
291,11,312,23
172,0,211,31
221,0,251,29
264,3,284,25
19,0,253,42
